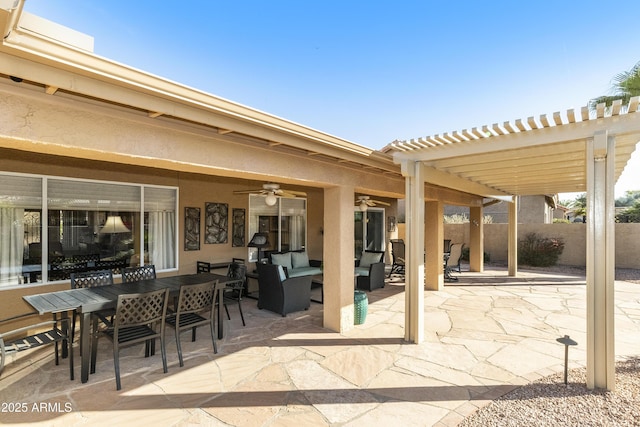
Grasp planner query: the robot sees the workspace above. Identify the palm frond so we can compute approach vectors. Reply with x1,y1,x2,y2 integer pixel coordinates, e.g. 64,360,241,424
588,60,640,111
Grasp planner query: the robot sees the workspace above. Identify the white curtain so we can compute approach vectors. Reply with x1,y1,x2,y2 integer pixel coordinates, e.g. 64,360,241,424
289,215,305,250
149,211,175,270
0,208,25,284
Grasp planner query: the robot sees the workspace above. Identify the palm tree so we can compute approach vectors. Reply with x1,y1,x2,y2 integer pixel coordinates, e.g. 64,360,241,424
569,193,587,223
588,60,640,111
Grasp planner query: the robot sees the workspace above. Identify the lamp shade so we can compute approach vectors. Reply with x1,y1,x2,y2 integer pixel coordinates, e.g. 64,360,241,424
359,200,368,212
248,232,270,248
100,215,130,234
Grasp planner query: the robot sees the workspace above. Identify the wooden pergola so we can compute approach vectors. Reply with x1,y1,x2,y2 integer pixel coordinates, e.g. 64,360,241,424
383,100,640,391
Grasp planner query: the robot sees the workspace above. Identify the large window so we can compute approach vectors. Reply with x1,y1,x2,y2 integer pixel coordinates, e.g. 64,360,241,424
248,195,306,260
0,173,178,287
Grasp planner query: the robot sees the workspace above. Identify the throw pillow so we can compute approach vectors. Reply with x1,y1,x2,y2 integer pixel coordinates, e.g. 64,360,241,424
291,251,310,268
359,251,382,268
276,264,287,282
271,252,292,271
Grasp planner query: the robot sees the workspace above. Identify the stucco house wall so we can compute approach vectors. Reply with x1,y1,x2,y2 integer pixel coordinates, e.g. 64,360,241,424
445,195,556,224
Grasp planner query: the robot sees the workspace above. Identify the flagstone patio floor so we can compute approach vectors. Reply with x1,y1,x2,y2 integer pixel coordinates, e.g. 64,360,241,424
1,266,639,426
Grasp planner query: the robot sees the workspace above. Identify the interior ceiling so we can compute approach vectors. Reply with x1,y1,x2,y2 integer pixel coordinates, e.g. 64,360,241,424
385,99,640,197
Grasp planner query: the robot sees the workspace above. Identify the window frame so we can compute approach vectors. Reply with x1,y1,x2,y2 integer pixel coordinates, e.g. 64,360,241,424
0,171,179,289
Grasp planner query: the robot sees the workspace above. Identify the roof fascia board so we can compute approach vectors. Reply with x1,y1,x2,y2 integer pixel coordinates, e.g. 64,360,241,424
2,24,373,157
0,52,397,173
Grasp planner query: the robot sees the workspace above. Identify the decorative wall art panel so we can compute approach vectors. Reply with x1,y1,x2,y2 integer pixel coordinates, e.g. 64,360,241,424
184,207,200,251
205,202,228,244
232,208,245,247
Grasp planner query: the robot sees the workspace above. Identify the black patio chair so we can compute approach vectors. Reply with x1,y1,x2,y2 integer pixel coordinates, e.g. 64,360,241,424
389,239,405,277
70,269,115,356
165,280,219,367
122,265,156,283
223,262,246,326
94,288,169,390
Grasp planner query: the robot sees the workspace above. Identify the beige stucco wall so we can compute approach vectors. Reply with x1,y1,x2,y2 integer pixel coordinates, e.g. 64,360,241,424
443,223,639,268
0,92,403,332
0,81,405,198
399,222,638,268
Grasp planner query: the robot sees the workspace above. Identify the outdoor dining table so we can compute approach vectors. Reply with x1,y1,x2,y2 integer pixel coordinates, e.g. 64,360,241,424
23,272,230,383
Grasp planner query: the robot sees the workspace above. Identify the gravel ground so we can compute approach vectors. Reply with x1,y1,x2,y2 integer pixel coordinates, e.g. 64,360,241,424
460,357,640,427
460,266,640,427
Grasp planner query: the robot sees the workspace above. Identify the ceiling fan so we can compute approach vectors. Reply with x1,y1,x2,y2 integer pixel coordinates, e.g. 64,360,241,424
356,195,390,211
234,183,306,206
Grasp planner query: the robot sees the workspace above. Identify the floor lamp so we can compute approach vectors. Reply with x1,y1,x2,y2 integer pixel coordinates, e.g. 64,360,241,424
248,232,270,263
100,215,130,258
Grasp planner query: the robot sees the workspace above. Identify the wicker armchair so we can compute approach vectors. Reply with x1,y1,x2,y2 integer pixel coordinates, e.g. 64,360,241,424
256,263,311,317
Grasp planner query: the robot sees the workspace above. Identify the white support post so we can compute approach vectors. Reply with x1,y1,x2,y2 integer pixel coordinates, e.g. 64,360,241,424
401,160,425,343
508,196,518,277
586,131,616,390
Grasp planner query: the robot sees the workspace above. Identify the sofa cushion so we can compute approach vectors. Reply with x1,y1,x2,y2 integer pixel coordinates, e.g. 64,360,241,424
276,264,287,282
287,266,323,278
271,252,292,271
291,251,310,268
359,251,382,268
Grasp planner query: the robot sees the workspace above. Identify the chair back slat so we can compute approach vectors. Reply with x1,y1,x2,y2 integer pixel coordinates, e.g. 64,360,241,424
176,281,216,315
70,269,114,289
122,265,156,283
115,288,169,328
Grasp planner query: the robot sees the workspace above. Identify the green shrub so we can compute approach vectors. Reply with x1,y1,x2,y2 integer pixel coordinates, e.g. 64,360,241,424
518,232,565,267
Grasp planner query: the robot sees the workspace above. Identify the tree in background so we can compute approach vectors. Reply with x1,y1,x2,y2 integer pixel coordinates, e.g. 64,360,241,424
564,191,640,223
568,193,587,222
615,190,640,207
589,60,640,111
617,199,640,223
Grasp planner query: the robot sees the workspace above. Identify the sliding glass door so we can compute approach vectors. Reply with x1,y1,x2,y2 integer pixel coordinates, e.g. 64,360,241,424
354,208,385,259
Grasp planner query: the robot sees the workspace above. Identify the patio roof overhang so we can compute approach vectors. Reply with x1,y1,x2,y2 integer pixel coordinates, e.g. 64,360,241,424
383,101,640,198
0,4,400,181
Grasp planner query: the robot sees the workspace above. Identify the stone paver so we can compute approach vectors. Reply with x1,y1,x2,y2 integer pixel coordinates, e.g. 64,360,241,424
1,267,639,426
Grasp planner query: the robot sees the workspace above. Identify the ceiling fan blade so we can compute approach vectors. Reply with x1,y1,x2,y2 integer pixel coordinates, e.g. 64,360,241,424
279,191,305,198
233,189,264,194
371,199,391,206
285,190,307,196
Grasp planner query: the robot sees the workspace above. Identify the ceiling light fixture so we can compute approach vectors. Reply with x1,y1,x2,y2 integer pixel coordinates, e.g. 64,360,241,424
265,192,278,206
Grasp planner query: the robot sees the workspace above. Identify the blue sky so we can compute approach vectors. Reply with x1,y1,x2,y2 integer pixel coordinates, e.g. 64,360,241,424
23,0,639,198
